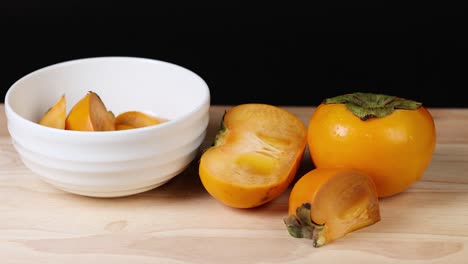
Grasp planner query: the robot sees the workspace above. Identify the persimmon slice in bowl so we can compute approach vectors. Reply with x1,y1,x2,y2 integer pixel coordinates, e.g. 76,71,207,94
38,95,66,129
115,111,162,130
199,103,307,209
284,167,381,247
65,91,115,131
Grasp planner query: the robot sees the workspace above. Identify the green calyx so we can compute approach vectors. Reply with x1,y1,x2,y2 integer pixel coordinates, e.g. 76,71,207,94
324,92,422,121
283,203,326,248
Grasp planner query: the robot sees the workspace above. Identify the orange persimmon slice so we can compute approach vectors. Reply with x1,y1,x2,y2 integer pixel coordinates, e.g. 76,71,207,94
284,167,381,247
114,111,161,130
65,91,115,131
199,103,307,208
38,95,66,129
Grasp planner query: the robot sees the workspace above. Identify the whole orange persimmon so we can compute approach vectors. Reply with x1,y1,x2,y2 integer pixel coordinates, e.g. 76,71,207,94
307,92,436,198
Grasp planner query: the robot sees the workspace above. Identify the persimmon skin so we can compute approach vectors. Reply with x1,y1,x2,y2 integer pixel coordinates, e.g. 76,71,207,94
287,167,341,218
308,103,436,198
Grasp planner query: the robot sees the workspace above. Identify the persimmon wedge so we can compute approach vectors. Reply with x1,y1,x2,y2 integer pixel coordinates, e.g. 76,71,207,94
65,91,115,131
38,95,66,129
114,111,162,130
284,167,381,247
199,103,307,208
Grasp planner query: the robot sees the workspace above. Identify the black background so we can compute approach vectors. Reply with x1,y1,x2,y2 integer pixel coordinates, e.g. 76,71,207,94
1,3,467,107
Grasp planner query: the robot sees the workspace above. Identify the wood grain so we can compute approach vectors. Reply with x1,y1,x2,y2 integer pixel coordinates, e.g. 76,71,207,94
1,104,468,264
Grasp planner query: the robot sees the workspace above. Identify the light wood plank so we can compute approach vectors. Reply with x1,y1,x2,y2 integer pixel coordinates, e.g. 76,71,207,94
1,104,468,264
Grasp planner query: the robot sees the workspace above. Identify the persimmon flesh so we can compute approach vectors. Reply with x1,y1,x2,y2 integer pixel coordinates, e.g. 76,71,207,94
38,95,66,129
284,167,381,247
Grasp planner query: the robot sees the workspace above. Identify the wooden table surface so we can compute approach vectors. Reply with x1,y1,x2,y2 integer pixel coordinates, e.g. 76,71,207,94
1,104,468,264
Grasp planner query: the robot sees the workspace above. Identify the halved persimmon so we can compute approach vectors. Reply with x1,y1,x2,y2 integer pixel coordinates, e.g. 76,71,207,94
199,103,307,209
65,91,115,131
284,167,381,247
38,95,66,129
114,111,162,130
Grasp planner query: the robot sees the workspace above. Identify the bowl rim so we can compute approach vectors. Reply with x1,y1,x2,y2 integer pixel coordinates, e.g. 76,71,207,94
4,56,211,140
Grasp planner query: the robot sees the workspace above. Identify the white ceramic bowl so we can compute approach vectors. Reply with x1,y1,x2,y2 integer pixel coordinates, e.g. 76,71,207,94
5,56,210,197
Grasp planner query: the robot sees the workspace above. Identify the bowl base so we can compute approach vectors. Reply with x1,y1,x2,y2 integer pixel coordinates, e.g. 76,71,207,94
39,177,171,198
